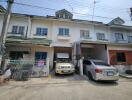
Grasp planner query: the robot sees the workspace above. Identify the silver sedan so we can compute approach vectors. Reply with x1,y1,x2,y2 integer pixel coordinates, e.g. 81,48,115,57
83,59,119,81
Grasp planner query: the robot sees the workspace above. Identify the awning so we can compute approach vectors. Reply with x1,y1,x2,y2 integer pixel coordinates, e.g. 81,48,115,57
6,36,52,46
6,46,31,52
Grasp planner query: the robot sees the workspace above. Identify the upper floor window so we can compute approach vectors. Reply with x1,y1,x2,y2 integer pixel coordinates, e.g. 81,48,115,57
128,36,132,43
58,28,69,36
97,33,105,40
12,26,25,34
115,33,124,41
80,30,90,38
36,28,48,36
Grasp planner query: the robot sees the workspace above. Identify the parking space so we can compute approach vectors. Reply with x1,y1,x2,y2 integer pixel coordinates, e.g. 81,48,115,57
0,76,132,100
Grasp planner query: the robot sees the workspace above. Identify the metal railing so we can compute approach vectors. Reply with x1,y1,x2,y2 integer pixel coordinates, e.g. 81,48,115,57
7,59,49,81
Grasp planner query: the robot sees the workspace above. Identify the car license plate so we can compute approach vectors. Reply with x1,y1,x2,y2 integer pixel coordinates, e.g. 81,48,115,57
107,72,114,76
63,70,68,73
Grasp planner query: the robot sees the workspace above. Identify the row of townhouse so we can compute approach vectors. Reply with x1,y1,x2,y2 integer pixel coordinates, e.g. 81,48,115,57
0,9,132,73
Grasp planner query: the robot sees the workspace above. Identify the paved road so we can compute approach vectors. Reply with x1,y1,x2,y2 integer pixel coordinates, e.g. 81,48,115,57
0,74,132,100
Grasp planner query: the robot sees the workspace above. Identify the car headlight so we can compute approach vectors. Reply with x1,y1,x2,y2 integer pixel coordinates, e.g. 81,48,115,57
116,69,118,73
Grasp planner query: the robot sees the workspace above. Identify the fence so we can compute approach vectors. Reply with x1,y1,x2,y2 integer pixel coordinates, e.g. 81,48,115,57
7,59,49,81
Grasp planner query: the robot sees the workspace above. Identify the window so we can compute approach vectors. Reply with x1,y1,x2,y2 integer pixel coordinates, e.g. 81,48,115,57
12,26,25,34
93,61,110,66
36,28,48,36
116,52,126,62
10,51,23,60
97,33,105,40
58,28,69,36
83,60,91,65
128,36,132,43
12,26,18,33
115,33,124,41
19,26,25,34
80,30,90,38
35,52,47,60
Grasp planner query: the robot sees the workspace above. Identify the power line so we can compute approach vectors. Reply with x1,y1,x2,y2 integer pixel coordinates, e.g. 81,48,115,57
13,1,131,22
65,0,74,12
0,0,7,2
66,0,130,11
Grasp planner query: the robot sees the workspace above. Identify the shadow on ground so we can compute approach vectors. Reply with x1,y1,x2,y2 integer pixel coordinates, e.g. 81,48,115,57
50,71,118,87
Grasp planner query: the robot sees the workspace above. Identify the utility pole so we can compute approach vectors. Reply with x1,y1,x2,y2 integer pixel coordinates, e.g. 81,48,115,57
130,7,132,20
0,0,14,68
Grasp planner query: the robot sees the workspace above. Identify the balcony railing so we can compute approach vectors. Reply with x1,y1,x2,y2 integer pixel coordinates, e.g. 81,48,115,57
115,39,128,43
80,36,92,41
57,34,71,40
97,38,109,41
128,40,132,43
7,32,25,37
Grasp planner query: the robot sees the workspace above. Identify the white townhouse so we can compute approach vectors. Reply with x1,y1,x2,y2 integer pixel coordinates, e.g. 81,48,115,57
0,8,132,73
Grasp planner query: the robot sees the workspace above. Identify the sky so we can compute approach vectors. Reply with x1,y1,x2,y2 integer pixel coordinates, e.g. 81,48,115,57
0,0,132,25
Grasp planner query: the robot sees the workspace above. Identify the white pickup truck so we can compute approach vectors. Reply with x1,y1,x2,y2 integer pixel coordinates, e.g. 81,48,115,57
55,53,75,75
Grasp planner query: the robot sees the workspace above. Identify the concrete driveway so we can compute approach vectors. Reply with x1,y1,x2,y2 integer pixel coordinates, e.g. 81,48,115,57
0,74,132,100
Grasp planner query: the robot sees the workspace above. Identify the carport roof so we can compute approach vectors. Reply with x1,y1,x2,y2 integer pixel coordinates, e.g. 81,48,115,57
80,40,111,45
81,40,132,46
6,36,52,46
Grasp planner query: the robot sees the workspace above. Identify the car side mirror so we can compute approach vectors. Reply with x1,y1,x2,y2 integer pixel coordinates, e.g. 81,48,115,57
54,61,56,63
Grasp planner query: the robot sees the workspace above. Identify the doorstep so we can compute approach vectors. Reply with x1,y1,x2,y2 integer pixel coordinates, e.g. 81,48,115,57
120,73,132,79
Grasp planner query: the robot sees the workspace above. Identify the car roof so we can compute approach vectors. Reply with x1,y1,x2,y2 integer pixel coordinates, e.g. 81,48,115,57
87,59,104,62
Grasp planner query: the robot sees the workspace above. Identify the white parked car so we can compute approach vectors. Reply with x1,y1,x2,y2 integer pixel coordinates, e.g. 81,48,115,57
83,59,119,81
55,53,75,75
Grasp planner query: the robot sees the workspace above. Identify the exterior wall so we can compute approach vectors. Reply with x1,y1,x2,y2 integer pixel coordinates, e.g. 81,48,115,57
93,45,108,63
6,45,54,68
31,45,54,68
81,44,108,63
94,25,110,41
0,15,4,36
30,19,52,39
108,45,132,73
7,15,29,37
109,50,132,65
0,14,132,70
110,28,132,43
50,20,95,47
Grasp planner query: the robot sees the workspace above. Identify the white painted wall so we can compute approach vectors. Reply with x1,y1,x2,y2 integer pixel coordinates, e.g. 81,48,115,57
30,19,52,39
6,45,54,68
1,14,132,45
110,28,132,42
1,14,132,68
0,15,4,36
7,15,29,37
92,45,108,63
108,45,132,51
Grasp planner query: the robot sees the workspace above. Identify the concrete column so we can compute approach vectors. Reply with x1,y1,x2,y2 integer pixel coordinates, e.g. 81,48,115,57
46,58,50,76
27,16,31,38
79,58,83,76
107,46,110,64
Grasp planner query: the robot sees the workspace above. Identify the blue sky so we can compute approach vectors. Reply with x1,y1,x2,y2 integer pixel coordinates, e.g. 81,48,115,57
0,0,132,25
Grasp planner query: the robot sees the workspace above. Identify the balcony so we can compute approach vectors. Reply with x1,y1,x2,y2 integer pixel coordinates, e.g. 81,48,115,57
128,40,132,43
57,34,71,40
7,32,25,38
115,39,128,43
33,34,47,39
80,36,92,41
96,38,109,42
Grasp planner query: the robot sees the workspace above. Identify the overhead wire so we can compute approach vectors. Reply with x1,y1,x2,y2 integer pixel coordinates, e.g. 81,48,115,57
0,0,131,22
12,1,131,22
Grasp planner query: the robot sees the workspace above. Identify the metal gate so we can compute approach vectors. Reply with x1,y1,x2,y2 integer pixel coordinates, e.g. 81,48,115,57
8,59,49,80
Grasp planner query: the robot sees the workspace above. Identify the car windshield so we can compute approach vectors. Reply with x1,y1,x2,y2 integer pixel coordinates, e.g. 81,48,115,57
93,61,110,66
56,58,71,63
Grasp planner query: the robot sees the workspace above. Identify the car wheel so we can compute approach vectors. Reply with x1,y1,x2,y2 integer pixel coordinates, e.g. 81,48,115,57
88,72,94,81
55,72,58,76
